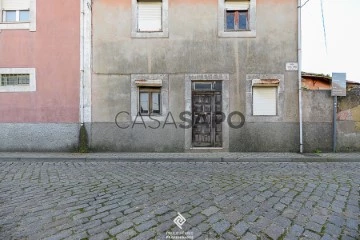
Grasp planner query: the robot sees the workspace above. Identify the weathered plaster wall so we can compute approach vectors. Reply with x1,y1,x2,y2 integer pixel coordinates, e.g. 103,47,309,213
0,0,81,151
0,123,79,151
337,86,360,151
91,0,299,152
302,87,360,152
302,90,333,152
0,0,80,123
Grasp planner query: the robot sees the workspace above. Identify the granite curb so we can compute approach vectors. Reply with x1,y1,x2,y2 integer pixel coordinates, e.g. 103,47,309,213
0,154,359,162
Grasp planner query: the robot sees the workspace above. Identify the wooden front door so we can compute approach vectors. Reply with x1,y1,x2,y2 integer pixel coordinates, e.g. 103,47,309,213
192,82,222,147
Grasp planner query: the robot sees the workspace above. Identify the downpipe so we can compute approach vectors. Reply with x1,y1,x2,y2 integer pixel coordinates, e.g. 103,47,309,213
298,0,304,153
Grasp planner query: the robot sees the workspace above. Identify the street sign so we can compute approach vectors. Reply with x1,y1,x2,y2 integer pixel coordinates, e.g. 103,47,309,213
331,73,346,97
286,62,298,71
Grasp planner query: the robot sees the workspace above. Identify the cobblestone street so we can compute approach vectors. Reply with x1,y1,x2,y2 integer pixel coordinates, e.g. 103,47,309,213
0,161,359,240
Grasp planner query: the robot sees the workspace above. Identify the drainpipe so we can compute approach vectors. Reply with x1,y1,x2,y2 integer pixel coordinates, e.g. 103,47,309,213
298,0,304,153
80,0,85,125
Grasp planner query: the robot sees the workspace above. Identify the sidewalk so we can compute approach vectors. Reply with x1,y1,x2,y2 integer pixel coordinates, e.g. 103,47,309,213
0,152,360,162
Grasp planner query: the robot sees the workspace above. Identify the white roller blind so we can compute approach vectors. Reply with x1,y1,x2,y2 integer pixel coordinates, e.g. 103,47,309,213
225,0,250,10
138,1,162,32
2,0,30,10
253,87,277,116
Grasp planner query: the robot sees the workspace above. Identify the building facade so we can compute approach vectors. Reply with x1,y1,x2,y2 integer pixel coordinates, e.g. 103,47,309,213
0,0,81,151
89,0,300,152
1,0,356,152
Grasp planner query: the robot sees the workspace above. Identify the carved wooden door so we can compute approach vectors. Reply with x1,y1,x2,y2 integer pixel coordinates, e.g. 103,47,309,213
192,91,222,147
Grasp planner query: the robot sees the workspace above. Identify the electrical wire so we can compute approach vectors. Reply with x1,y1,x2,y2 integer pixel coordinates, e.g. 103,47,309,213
301,0,311,8
320,0,328,54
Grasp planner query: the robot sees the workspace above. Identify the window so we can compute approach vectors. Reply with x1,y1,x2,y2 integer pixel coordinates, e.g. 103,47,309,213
2,10,30,22
139,87,161,115
131,0,168,38
137,0,162,32
0,68,36,92
131,74,169,121
246,74,284,122
1,74,30,86
226,10,248,31
252,87,277,116
218,0,256,37
0,0,36,31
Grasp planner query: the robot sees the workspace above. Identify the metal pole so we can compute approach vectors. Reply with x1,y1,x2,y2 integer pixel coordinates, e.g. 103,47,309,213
333,96,337,152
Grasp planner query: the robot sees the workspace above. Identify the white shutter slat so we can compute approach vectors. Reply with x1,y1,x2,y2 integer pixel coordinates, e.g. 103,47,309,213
225,1,250,11
253,87,277,116
138,2,162,32
2,0,30,10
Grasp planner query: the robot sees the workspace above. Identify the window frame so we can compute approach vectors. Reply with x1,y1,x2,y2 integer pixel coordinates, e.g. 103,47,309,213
245,74,285,123
0,68,36,92
0,0,36,31
138,87,162,115
218,0,256,38
131,0,168,38
131,74,169,122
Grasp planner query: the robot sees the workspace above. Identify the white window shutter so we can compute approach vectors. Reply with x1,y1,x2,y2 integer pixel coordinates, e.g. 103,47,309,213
225,0,250,10
138,2,162,32
253,87,277,116
2,0,30,10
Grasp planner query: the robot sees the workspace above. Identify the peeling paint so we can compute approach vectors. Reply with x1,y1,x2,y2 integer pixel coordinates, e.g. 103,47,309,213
351,105,360,122
337,109,353,121
355,122,360,131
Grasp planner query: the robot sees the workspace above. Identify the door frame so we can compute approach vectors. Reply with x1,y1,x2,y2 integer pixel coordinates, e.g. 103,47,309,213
184,74,230,150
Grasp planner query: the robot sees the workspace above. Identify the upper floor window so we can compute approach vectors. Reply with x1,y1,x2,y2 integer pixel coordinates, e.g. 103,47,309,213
0,0,36,31
131,0,168,38
137,0,162,32
225,0,250,31
3,10,30,22
218,0,256,38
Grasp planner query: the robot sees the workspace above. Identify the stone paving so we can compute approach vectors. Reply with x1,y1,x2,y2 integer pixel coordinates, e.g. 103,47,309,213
0,161,359,240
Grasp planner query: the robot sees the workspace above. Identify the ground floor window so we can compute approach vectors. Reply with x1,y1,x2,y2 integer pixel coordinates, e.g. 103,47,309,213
131,74,169,121
0,68,36,92
252,86,277,116
1,73,30,86
139,87,161,115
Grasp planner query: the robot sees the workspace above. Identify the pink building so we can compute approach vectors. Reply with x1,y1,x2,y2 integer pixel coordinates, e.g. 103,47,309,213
0,0,90,151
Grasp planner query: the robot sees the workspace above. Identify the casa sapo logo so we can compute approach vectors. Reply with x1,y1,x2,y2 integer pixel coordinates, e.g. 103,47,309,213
115,111,245,129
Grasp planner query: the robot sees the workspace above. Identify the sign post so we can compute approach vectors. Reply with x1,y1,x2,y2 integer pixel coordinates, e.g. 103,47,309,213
331,73,346,153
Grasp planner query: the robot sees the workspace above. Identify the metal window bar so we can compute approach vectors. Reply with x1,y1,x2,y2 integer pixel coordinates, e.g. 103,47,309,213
1,74,30,86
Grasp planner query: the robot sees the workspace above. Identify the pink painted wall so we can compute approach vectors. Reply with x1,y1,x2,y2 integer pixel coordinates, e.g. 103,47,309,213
0,0,80,123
